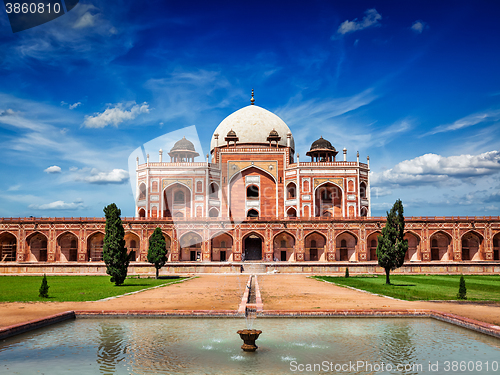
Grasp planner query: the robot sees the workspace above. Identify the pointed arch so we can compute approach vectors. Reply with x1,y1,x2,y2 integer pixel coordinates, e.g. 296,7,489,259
429,230,453,261
57,231,79,262
314,181,343,217
273,231,295,261
461,230,483,261
124,231,141,262
87,231,105,262
335,231,358,261
493,232,500,260
304,231,327,261
242,231,264,261
179,231,202,261
26,232,48,262
211,232,233,261
366,231,381,261
163,182,192,219
404,231,421,261
0,232,17,262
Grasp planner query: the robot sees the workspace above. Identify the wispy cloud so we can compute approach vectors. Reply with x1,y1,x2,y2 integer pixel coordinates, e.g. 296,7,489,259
372,151,500,187
2,3,133,70
422,109,500,136
335,9,382,37
29,199,85,210
411,20,428,34
83,102,150,128
72,168,129,184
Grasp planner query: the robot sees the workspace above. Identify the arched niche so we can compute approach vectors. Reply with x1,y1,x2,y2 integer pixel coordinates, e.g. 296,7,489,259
366,232,381,261
27,232,48,262
0,232,17,262
125,232,141,262
336,231,357,261
273,232,295,261
57,232,78,262
430,231,452,261
404,232,420,261
461,231,483,261
305,232,326,261
314,182,342,217
87,232,104,262
163,183,191,218
179,232,202,261
211,232,233,261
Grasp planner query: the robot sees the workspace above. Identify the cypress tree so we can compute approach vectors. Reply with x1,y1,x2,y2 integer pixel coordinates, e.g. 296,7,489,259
39,274,49,298
147,227,168,279
345,267,349,278
457,275,467,300
376,199,408,285
103,203,129,285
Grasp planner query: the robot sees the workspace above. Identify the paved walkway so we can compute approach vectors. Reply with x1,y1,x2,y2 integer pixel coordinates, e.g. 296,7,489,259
1,274,499,328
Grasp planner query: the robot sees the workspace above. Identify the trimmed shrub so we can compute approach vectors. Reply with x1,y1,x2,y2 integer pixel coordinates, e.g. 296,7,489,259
39,274,49,298
457,275,467,300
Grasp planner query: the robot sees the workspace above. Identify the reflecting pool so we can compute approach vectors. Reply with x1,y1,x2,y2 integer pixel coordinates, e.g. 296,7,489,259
1,318,499,374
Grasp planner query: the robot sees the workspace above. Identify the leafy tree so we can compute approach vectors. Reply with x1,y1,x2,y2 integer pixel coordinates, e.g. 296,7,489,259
148,227,168,279
39,274,49,298
376,199,408,285
103,203,129,285
457,275,467,300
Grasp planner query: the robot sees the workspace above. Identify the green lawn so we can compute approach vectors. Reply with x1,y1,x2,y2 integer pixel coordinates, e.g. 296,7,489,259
0,275,187,302
313,275,500,301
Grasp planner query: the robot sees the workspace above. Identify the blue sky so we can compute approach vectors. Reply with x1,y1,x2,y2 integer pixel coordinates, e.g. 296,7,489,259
0,0,499,218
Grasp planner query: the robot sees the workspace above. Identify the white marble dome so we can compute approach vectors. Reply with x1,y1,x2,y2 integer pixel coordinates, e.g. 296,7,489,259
210,105,295,152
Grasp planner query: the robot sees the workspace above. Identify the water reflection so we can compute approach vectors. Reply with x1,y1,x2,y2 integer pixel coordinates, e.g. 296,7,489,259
379,322,418,375
97,323,127,374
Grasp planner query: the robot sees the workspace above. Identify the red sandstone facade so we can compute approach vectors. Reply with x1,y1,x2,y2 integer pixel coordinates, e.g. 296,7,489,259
1,98,499,267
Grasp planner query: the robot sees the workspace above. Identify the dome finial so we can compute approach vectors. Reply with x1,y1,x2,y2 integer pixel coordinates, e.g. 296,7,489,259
250,88,255,105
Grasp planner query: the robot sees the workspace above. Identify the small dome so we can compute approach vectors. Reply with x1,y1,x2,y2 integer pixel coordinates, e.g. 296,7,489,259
227,129,237,137
171,136,196,152
310,136,335,151
269,129,279,137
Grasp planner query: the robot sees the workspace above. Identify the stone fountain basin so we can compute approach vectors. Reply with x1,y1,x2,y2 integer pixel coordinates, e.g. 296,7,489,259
237,329,262,352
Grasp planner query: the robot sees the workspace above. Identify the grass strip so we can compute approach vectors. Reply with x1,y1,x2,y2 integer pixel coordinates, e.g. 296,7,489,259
0,275,188,302
313,275,500,302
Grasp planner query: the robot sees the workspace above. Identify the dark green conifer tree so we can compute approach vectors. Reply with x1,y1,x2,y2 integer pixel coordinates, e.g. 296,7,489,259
102,203,129,285
376,199,408,285
39,274,49,298
457,275,467,300
147,227,168,279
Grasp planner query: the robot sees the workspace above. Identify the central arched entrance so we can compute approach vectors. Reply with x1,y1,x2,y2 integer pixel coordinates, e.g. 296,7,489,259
244,234,262,261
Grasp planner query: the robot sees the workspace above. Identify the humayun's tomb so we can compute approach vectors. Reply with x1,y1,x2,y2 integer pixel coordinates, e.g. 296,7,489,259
1,93,499,274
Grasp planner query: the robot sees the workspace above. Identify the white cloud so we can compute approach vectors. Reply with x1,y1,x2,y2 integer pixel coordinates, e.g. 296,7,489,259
83,102,150,128
29,200,85,210
411,20,427,34
75,168,129,184
423,109,500,136
372,151,500,187
0,109,16,116
44,165,62,173
73,12,96,29
69,102,82,110
336,9,382,36
7,184,21,191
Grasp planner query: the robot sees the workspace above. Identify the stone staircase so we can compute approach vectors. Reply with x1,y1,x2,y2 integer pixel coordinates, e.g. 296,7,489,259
241,263,267,274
